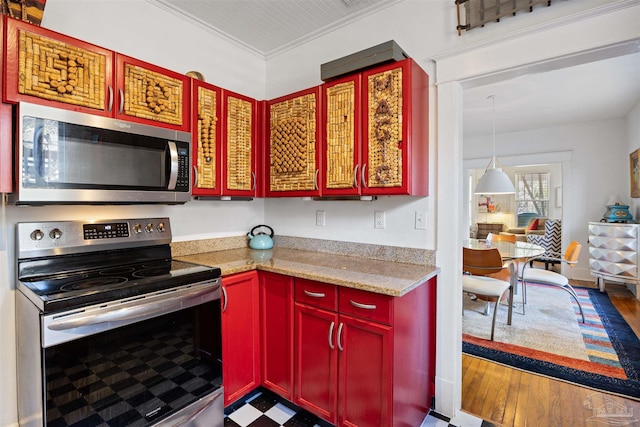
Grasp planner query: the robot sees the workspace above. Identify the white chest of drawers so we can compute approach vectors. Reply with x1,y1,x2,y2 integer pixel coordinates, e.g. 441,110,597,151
588,222,640,292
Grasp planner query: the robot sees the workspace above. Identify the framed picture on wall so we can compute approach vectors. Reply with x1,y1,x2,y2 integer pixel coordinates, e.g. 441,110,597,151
631,149,640,198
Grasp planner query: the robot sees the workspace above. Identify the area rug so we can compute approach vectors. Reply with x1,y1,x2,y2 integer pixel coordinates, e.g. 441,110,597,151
462,284,640,400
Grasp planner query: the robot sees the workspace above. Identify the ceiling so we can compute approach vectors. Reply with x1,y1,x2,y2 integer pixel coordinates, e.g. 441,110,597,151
149,0,400,58
149,0,640,136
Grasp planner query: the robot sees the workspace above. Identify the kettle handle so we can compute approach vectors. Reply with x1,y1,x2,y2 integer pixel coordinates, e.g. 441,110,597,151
249,224,274,238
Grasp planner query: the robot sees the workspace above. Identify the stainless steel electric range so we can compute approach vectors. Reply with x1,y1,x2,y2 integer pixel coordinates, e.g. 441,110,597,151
15,217,223,427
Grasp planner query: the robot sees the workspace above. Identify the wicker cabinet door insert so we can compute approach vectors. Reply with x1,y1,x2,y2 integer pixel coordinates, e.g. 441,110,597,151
191,81,222,196
4,17,111,114
361,59,429,196
117,54,190,132
322,75,361,196
224,91,256,196
267,87,321,197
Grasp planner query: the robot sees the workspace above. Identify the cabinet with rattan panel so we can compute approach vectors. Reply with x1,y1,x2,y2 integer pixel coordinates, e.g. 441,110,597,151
321,59,429,197
266,86,321,197
4,17,190,132
191,81,259,197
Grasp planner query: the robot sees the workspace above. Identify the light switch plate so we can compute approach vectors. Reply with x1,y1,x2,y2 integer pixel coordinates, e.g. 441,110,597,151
316,210,326,227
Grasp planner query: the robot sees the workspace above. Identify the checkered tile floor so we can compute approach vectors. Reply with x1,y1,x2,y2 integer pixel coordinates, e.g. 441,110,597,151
224,389,495,427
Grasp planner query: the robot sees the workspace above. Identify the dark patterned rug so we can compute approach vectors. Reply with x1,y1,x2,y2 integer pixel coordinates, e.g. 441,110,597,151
463,286,640,400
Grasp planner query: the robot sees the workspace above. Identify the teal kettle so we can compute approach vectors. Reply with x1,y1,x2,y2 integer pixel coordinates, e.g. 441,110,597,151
247,225,274,250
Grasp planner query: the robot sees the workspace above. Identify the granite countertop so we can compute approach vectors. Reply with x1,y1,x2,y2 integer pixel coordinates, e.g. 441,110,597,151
176,247,439,297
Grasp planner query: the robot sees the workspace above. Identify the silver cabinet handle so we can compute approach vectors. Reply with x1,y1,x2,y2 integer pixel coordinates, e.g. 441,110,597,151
193,165,199,187
222,286,228,313
328,321,335,350
107,86,114,112
337,322,344,351
350,300,376,310
353,164,359,188
314,169,319,190
361,163,368,188
304,290,325,298
118,88,124,114
251,171,256,191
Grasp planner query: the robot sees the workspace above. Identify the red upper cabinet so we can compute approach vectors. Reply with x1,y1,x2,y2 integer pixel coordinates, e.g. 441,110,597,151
321,58,429,197
360,58,429,196
221,89,258,197
191,84,258,197
191,80,223,196
3,17,190,132
114,54,190,132
321,73,362,196
3,17,113,115
266,86,321,197
1,17,12,193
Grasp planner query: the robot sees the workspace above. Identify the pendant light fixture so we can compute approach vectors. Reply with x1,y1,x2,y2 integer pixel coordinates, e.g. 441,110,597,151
474,95,515,195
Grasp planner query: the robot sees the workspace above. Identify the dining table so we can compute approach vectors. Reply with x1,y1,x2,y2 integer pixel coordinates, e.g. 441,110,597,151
463,238,546,324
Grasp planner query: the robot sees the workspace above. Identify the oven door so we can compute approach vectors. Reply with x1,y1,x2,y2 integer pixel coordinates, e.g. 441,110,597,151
22,281,222,427
14,102,191,204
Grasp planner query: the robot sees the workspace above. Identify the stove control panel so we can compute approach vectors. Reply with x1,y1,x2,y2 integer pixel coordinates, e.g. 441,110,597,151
17,218,173,259
83,223,129,240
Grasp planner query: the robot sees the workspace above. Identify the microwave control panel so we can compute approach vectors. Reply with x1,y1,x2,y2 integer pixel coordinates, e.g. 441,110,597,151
176,143,190,192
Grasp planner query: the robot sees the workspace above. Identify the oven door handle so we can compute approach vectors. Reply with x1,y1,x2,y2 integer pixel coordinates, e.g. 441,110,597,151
47,286,215,331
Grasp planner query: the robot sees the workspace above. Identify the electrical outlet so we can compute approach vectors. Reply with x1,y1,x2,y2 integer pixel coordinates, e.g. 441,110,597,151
316,210,326,227
415,211,426,230
374,211,385,229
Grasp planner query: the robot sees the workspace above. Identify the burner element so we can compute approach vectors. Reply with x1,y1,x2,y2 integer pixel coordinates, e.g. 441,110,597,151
61,277,128,291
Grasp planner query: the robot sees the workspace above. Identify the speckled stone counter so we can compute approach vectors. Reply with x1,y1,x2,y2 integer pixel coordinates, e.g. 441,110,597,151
176,247,439,297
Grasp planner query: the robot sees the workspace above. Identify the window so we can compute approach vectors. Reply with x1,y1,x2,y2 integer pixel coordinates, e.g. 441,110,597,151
515,172,549,217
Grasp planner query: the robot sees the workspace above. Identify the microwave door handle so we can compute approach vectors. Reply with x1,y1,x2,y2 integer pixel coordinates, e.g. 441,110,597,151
167,141,179,190
33,123,45,185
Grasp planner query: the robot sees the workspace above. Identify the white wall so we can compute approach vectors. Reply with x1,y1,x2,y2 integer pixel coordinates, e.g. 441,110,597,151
465,119,629,280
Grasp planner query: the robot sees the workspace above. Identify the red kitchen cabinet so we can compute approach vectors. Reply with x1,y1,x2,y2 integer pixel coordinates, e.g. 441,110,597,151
265,86,321,197
1,18,12,193
114,54,190,132
191,80,223,196
293,277,436,427
295,303,339,423
191,82,258,197
221,271,261,406
321,58,429,197
338,313,392,427
4,17,190,132
259,272,294,399
221,89,258,197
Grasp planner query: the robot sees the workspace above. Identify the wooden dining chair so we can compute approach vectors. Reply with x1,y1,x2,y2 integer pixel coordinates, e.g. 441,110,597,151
462,247,514,340
486,232,516,243
520,241,585,322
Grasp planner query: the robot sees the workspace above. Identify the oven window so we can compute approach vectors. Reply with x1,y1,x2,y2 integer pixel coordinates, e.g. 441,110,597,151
44,301,222,426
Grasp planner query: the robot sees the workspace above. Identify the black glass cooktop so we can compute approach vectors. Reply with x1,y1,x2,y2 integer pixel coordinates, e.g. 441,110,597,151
17,246,221,313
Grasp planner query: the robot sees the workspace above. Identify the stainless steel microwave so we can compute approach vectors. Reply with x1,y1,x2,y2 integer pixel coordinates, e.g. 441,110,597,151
10,103,191,205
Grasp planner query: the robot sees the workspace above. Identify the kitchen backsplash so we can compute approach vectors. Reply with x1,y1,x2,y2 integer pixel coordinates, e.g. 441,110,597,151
171,235,435,266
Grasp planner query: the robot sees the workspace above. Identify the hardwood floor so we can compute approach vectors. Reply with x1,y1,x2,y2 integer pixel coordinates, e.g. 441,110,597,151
461,281,640,427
